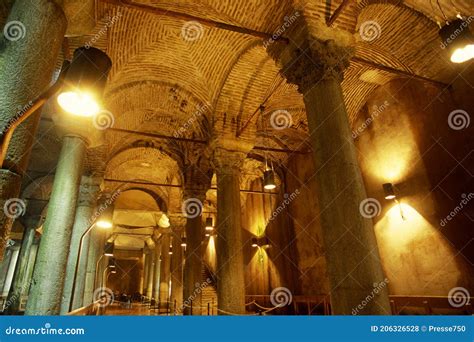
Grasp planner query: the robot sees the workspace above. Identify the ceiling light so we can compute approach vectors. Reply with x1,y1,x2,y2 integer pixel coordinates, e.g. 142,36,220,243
181,237,187,247
263,169,276,190
104,242,114,257
439,19,474,64
96,204,114,229
383,183,396,200
205,217,214,231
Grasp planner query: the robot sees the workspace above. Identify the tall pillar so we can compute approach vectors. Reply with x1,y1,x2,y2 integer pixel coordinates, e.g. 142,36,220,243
0,0,67,259
25,136,87,315
182,190,205,315
138,253,145,295
170,231,184,314
158,233,171,309
2,243,19,297
268,20,391,314
212,148,248,315
0,247,14,291
60,177,100,314
83,228,104,305
146,249,155,299
152,241,161,301
4,216,39,314
142,252,150,295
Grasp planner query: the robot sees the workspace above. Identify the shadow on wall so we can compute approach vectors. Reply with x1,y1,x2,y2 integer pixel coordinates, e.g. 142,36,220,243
354,78,474,297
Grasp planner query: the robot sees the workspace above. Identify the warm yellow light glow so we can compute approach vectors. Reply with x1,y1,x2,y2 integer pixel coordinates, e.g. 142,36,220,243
57,91,101,116
385,194,396,200
96,220,113,229
451,44,474,63
205,226,214,231
264,184,276,190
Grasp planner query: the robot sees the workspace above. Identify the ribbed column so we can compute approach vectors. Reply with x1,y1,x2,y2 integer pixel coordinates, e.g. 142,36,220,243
213,149,247,315
60,177,100,314
268,20,391,314
25,136,87,315
4,216,39,314
0,0,67,260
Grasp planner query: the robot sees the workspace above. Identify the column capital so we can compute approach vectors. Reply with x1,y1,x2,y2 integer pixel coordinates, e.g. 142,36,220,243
168,214,187,230
77,176,102,207
211,138,252,174
267,16,354,93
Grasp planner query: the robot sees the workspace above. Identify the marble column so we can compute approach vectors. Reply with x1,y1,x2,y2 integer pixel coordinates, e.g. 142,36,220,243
170,228,184,314
60,177,100,314
0,0,67,259
25,136,87,315
182,190,205,315
4,216,40,314
268,21,391,314
2,243,19,297
158,233,171,309
0,246,14,291
142,252,150,296
213,149,247,315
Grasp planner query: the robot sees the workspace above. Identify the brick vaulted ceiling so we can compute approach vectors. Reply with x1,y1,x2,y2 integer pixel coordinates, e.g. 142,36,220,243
4,0,473,225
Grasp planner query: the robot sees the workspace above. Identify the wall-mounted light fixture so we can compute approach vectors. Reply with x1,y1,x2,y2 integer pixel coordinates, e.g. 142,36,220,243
439,19,474,64
382,183,406,220
108,258,116,268
96,203,114,229
251,237,270,249
181,237,187,247
205,217,214,231
263,168,277,190
169,244,173,255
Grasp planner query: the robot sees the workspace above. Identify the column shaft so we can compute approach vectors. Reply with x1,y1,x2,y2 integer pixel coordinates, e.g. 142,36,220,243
83,229,102,305
216,167,246,314
0,0,66,259
304,78,391,314
60,204,95,314
159,234,171,309
26,136,87,315
146,250,155,299
183,216,202,315
152,243,161,301
170,234,183,314
4,224,36,314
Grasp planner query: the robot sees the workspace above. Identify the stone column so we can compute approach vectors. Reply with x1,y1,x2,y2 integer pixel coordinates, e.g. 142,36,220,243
169,220,184,314
146,249,155,299
152,241,161,301
0,246,14,291
83,227,104,305
60,177,100,314
142,252,150,295
212,147,248,315
158,233,171,310
2,243,19,297
138,253,145,295
25,136,87,315
0,0,67,259
4,216,40,314
268,20,390,314
182,190,205,315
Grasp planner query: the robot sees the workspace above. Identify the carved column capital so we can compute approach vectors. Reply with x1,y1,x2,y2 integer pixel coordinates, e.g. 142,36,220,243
77,176,101,207
211,138,252,175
